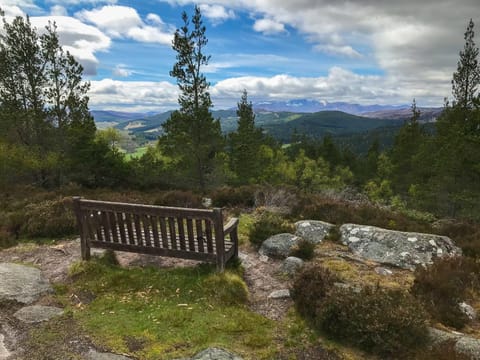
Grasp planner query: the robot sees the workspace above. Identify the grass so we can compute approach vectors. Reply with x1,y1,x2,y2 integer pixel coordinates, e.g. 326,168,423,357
237,213,255,245
62,256,279,359
125,146,149,161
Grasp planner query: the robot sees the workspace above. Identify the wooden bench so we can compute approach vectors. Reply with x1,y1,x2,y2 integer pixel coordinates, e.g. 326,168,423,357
72,197,239,272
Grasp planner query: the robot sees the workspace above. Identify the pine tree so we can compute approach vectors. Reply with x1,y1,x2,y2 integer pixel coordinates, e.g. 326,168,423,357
389,99,425,194
452,19,480,110
229,90,264,184
159,6,223,191
0,13,95,187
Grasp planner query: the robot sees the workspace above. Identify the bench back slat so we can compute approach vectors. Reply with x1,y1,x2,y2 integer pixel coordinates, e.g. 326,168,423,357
177,218,186,250
151,216,160,247
205,220,213,253
195,219,204,253
168,217,177,250
186,219,195,251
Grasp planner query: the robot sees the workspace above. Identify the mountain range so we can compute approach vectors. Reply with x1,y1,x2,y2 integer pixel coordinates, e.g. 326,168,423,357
90,100,443,145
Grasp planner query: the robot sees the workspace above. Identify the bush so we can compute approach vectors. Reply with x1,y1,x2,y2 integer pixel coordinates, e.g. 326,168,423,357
248,211,294,247
19,197,77,238
317,286,429,356
292,194,433,233
291,263,338,319
211,186,256,208
289,239,315,260
411,256,480,329
435,220,480,259
154,190,203,208
203,272,249,306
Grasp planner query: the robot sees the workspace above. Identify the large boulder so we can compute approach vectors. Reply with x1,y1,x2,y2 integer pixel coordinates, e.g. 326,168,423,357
0,263,52,304
294,220,334,244
340,224,461,270
259,233,300,259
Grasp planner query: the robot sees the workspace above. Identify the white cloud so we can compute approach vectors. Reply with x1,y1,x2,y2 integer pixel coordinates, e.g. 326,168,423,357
29,16,111,75
253,18,285,34
313,44,362,58
211,67,449,107
199,4,235,24
76,5,173,45
89,79,179,111
50,5,67,16
112,64,132,77
1,5,25,17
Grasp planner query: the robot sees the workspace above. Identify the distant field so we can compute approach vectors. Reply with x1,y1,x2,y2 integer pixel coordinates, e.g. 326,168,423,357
125,146,149,160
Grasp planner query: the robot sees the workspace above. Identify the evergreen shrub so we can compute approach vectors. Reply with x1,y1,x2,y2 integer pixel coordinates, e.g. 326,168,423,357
317,286,429,356
154,190,203,208
211,186,256,208
290,263,338,319
411,256,480,329
289,239,316,260
248,211,294,247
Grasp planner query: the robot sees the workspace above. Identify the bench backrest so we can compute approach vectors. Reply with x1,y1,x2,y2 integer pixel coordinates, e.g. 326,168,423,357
72,197,227,266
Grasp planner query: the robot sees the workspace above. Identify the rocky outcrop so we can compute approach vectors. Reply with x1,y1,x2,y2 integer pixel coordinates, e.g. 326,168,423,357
0,263,52,304
14,305,64,323
294,220,333,244
429,327,480,359
259,233,300,259
340,224,461,269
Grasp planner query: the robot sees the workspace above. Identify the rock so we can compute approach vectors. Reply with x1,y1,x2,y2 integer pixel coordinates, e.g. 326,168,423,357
281,257,304,276
294,220,334,244
429,327,480,359
374,267,393,276
192,347,243,360
339,224,461,270
0,263,52,304
459,302,477,320
259,233,300,259
14,305,64,323
0,334,10,360
86,349,132,360
268,289,290,299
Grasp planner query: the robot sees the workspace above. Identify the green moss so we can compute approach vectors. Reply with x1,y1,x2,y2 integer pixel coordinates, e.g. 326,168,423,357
63,260,277,359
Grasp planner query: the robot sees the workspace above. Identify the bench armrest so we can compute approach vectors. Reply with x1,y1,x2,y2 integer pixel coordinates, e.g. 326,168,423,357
223,217,239,236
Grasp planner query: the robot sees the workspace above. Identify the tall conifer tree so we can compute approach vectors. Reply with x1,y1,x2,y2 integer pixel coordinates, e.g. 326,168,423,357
160,6,223,191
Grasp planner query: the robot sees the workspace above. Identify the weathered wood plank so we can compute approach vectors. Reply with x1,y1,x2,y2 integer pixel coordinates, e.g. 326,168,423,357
116,212,127,244
142,214,152,247
205,220,213,253
150,216,160,247
196,219,204,253
159,217,168,248
186,218,195,251
101,211,112,242
133,214,143,246
168,217,177,250
177,218,186,250
125,213,135,245
109,212,119,243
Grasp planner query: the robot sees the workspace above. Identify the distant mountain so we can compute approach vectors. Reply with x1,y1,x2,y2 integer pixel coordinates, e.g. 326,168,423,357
362,107,443,122
90,110,155,123
252,99,409,114
263,111,404,142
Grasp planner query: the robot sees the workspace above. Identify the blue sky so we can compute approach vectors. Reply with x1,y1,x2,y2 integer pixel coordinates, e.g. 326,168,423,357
1,0,479,111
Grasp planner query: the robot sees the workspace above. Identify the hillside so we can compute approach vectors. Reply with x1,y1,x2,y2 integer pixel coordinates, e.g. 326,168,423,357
263,110,403,142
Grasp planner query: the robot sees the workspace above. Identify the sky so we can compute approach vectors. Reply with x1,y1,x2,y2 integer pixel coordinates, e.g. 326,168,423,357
0,0,479,112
